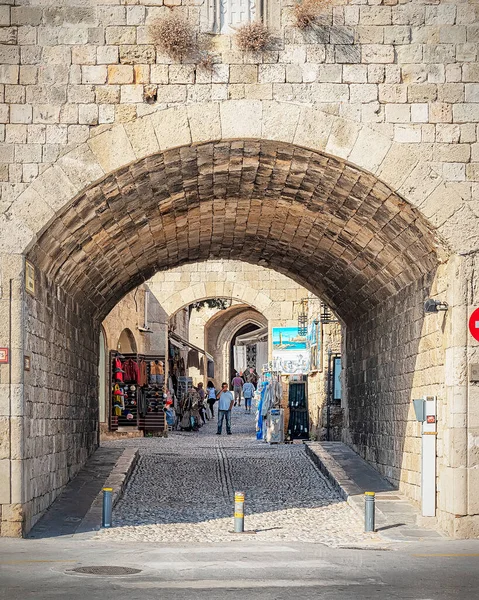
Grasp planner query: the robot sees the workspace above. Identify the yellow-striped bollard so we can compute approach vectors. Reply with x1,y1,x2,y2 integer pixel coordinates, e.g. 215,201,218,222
234,491,245,533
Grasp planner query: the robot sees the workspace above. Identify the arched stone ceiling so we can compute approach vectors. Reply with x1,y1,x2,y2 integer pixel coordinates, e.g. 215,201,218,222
27,140,440,324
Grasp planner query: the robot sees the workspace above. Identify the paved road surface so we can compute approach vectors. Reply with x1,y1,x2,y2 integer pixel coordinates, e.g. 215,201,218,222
99,405,371,545
2,407,478,599
0,538,478,600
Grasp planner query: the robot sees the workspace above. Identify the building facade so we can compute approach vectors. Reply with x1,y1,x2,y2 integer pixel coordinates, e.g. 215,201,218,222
0,0,478,537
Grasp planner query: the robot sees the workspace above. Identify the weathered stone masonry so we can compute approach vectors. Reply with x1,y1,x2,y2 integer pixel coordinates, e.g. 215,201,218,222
0,0,478,538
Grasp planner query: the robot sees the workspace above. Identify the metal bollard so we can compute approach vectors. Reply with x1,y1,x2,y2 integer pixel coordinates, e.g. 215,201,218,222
234,491,245,533
102,487,113,528
364,491,375,532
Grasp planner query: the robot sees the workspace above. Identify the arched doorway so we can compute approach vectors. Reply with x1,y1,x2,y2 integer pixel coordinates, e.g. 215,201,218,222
12,136,459,534
229,322,261,383
202,303,268,384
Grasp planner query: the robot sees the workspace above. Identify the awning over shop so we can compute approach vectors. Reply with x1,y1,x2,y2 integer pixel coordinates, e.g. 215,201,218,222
235,326,268,346
169,332,214,363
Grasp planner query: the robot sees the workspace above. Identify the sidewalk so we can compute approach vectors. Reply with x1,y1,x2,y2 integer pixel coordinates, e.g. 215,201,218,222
305,442,446,543
28,446,137,539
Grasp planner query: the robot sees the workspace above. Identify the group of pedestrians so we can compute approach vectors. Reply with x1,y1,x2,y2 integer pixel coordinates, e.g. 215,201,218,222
202,373,256,435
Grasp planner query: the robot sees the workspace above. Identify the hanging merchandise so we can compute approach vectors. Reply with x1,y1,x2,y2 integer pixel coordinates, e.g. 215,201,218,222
256,368,283,443
287,379,309,440
123,358,140,383
113,356,125,382
234,345,247,373
178,387,200,431
109,351,166,434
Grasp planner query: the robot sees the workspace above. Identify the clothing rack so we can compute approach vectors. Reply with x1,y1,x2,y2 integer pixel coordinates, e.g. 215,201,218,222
109,351,166,434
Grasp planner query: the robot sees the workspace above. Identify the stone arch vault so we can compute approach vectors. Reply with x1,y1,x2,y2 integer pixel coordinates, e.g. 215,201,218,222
0,102,476,540
25,137,441,323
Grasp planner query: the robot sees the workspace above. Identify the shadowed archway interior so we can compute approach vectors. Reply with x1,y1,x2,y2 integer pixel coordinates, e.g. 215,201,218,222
27,140,441,324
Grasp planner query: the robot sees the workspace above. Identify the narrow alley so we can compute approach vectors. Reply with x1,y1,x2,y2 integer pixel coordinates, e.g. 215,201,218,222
98,408,371,546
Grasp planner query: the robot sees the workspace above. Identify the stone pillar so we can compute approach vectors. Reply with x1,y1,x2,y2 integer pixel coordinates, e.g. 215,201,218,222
0,254,25,537
439,254,479,537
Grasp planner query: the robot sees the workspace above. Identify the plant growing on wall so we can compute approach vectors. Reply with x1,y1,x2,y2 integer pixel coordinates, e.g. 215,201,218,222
292,0,329,29
150,13,197,60
150,14,215,67
190,298,232,312
235,21,271,52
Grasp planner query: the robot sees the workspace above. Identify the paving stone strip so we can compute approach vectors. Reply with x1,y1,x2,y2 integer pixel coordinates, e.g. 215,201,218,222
98,408,377,546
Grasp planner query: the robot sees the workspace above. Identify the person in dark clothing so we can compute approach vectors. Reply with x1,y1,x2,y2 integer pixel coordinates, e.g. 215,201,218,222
197,382,207,424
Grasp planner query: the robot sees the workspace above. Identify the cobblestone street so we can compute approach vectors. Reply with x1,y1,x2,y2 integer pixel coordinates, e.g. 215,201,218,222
98,408,373,546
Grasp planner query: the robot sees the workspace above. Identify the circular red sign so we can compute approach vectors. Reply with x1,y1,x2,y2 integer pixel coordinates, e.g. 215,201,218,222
469,308,479,341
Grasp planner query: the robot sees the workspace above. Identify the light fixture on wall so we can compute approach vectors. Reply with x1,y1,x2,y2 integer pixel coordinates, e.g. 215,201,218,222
424,299,448,314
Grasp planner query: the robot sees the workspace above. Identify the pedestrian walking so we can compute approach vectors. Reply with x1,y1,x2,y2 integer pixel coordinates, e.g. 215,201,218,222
206,380,217,417
196,382,207,424
231,373,244,407
216,382,234,435
242,380,255,414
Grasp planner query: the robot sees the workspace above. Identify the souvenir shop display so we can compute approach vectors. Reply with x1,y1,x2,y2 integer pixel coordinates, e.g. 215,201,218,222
177,386,201,431
110,351,166,434
168,341,187,401
287,376,309,440
255,369,283,442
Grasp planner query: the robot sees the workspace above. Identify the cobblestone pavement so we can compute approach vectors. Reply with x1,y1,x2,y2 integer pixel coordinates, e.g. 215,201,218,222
98,407,375,546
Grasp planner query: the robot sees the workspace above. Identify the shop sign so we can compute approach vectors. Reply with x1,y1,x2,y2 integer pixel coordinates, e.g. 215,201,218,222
272,327,310,375
0,348,9,364
25,260,35,296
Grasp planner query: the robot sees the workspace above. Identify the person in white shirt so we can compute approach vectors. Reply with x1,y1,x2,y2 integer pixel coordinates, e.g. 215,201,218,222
216,382,234,435
206,380,217,417
242,381,255,414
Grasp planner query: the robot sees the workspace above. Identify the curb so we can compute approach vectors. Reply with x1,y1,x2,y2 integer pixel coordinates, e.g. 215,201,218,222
76,448,139,535
304,442,388,527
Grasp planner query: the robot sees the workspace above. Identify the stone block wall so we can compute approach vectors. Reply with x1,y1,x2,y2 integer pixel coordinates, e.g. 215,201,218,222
0,0,478,537
307,320,342,441
148,260,308,333
345,268,447,505
1,0,478,209
103,284,169,357
22,270,98,532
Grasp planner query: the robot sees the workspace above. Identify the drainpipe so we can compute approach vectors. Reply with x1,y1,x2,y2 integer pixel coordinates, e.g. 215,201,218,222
144,289,149,329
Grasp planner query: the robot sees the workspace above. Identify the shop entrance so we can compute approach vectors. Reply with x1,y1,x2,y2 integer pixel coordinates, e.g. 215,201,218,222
287,381,309,441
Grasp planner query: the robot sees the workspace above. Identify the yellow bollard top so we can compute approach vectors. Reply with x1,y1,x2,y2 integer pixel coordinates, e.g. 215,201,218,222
365,491,375,496
103,487,113,492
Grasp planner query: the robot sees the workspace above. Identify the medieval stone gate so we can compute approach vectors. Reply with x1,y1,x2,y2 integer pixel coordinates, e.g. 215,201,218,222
0,1,478,538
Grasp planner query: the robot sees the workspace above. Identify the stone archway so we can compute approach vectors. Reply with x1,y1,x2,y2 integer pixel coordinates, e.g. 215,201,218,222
204,305,268,384
25,138,441,319
0,106,474,537
18,137,444,531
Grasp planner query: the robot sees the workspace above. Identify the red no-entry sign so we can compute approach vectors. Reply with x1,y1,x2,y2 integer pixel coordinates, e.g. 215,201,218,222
469,308,479,341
